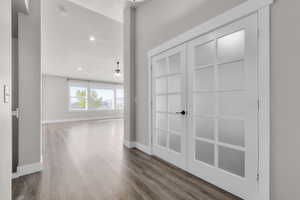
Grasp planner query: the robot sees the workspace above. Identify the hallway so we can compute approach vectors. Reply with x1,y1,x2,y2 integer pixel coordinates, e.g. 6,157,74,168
12,119,240,200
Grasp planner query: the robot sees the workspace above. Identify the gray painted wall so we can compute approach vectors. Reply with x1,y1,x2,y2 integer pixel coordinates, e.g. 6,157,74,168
130,0,300,199
42,75,123,122
123,7,136,142
270,1,300,199
12,38,19,172
18,0,41,166
134,0,245,144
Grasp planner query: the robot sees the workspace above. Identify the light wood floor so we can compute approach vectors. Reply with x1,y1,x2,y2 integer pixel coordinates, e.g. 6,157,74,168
12,119,241,200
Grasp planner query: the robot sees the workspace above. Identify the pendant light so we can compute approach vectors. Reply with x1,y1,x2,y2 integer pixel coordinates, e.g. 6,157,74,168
114,61,121,77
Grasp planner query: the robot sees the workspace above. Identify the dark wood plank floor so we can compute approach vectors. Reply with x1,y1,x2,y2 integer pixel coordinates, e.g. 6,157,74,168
12,119,241,200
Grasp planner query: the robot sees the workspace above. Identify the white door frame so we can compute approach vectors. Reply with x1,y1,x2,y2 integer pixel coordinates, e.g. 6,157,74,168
0,0,12,199
147,1,272,199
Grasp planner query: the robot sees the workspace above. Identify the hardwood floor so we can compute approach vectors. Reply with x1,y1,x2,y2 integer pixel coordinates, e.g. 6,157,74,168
12,119,241,200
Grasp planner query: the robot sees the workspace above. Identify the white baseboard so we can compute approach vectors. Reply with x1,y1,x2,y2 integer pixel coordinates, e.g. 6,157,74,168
42,117,123,125
123,140,152,155
135,143,152,155
15,162,43,178
123,140,135,148
12,173,19,179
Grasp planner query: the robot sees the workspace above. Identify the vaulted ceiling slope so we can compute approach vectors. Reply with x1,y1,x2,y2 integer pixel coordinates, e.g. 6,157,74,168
42,0,123,82
67,0,128,22
67,0,149,22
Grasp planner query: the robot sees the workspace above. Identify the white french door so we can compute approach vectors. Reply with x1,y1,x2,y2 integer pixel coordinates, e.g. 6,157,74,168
151,13,259,199
152,45,187,170
187,14,258,199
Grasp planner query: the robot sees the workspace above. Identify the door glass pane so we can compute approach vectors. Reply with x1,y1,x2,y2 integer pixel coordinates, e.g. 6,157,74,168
170,134,181,153
217,30,245,62
157,130,168,147
168,75,181,93
169,53,181,74
168,94,181,113
195,41,215,66
169,115,182,133
195,117,214,140
156,113,168,130
194,93,215,115
156,78,167,94
219,92,245,117
156,95,167,112
194,67,214,91
218,146,245,177
218,118,245,147
195,140,214,166
155,58,168,77
218,61,244,91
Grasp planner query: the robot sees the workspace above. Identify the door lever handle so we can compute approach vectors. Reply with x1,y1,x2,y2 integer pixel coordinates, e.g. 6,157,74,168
176,110,187,115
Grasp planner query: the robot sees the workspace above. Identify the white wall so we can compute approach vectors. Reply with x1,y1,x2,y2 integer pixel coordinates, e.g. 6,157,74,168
42,75,123,123
18,0,41,167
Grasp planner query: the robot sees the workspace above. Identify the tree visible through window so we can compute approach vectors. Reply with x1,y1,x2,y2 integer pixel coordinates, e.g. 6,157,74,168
90,89,114,110
69,87,88,110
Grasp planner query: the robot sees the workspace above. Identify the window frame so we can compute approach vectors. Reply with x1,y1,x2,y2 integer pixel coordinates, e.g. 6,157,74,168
89,88,115,111
68,81,124,112
115,88,125,110
68,86,89,111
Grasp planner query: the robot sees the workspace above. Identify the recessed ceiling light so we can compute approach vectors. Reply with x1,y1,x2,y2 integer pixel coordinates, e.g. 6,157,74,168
128,0,145,2
89,36,96,42
77,67,83,71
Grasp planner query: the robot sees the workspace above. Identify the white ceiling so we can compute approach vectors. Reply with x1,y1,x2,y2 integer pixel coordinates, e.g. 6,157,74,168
67,0,128,22
67,0,147,22
42,0,124,83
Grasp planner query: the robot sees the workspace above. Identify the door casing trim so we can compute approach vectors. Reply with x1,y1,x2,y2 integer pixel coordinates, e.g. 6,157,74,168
147,1,272,199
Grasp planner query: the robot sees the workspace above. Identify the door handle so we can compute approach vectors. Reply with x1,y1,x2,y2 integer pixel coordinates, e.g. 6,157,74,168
176,110,187,115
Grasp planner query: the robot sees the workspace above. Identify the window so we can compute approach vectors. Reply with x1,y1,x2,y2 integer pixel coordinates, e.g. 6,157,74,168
69,87,88,110
90,89,114,110
68,81,124,111
116,88,124,110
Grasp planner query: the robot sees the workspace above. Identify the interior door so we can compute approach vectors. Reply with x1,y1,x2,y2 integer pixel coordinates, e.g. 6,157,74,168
187,14,258,199
152,45,187,169
0,0,12,199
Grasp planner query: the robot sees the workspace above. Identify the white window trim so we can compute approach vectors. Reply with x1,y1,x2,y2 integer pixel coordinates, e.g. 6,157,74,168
147,1,272,200
68,86,89,111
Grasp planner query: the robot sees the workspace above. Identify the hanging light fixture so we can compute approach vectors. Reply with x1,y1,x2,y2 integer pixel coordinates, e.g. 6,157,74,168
114,61,121,77
129,0,144,6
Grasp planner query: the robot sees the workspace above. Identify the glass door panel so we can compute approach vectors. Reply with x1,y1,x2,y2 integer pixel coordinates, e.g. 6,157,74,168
152,44,187,169
187,14,258,199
